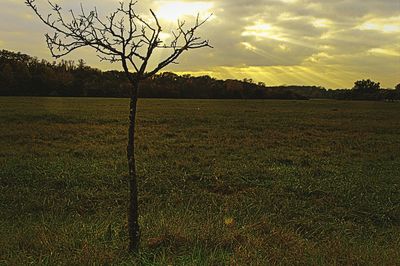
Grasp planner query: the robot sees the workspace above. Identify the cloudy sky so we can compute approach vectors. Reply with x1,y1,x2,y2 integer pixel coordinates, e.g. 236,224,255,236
1,0,399,88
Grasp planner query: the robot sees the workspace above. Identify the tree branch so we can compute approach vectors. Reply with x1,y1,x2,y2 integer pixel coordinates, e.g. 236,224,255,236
26,0,212,82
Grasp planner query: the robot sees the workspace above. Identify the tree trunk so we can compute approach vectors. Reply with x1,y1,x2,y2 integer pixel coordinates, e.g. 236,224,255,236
127,82,140,253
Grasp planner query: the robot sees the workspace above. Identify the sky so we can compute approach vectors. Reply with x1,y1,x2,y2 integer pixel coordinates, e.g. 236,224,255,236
1,0,399,88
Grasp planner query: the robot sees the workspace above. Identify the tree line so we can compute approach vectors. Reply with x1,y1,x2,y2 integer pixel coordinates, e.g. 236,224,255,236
1,49,399,100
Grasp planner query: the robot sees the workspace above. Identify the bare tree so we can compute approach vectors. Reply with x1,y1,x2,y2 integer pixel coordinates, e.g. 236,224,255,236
25,0,211,253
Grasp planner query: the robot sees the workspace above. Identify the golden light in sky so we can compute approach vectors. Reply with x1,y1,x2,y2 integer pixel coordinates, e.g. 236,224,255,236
155,1,213,21
0,0,398,89
242,22,287,41
312,18,331,28
357,15,400,33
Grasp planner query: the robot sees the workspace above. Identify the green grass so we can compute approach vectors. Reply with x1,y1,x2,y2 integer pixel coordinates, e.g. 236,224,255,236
1,97,399,265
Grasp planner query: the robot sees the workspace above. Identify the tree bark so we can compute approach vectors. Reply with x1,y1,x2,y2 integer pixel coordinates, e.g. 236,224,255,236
127,82,140,253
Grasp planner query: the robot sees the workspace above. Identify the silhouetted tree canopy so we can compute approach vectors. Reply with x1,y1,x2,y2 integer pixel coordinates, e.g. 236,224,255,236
1,49,399,101
353,79,380,93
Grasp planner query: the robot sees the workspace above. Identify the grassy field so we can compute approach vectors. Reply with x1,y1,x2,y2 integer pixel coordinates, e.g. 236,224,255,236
1,97,399,265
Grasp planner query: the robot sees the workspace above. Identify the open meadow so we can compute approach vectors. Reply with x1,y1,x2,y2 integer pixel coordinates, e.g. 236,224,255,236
1,97,399,265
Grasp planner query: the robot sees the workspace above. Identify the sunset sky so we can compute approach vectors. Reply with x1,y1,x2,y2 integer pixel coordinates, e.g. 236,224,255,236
1,0,399,88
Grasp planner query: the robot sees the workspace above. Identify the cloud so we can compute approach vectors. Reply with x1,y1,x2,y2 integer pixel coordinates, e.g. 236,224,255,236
1,0,399,88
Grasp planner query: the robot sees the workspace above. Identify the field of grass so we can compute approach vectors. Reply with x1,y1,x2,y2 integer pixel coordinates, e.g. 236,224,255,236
1,97,400,265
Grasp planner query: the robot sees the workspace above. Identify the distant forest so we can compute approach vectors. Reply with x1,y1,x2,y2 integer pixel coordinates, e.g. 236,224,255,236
1,49,399,100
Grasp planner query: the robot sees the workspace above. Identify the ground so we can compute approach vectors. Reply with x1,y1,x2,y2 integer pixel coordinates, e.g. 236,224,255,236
1,97,399,265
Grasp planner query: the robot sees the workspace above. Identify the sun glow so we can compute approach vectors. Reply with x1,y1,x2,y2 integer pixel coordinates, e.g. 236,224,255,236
242,22,286,41
155,1,213,21
368,48,400,57
179,65,353,88
358,16,400,33
312,18,331,28
241,42,257,51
